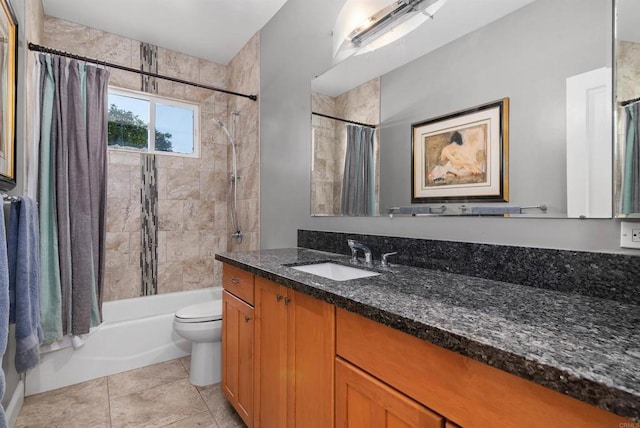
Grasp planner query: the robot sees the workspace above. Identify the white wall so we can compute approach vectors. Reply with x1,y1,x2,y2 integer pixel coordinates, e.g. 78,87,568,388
261,0,634,254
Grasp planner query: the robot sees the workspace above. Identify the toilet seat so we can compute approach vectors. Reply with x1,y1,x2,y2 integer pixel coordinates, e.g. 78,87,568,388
175,301,222,323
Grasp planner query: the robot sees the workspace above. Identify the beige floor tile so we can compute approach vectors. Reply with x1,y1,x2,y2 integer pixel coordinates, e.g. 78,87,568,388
164,410,219,427
180,355,191,373
16,378,110,428
110,378,208,428
197,384,246,428
107,359,188,398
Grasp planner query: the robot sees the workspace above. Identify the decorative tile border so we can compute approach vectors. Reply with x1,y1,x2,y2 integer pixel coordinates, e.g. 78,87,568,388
297,229,640,305
140,155,158,296
140,42,158,93
139,42,159,296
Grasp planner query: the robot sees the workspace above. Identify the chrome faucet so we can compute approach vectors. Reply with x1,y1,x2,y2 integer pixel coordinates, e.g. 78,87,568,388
347,239,373,266
381,251,397,267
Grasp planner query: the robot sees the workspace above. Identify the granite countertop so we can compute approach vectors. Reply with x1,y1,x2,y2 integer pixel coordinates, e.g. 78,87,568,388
215,248,640,421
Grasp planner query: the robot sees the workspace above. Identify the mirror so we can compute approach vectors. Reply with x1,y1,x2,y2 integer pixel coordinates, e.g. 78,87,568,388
615,0,640,218
311,0,614,218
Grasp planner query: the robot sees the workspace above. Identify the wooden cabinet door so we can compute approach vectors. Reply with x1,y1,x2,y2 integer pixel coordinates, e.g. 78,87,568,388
254,278,289,428
288,290,335,428
222,290,254,427
336,358,444,428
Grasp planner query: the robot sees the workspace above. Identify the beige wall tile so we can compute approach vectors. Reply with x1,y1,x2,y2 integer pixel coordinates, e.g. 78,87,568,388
87,29,137,67
198,59,226,87
156,154,184,170
166,230,201,261
107,164,133,199
167,169,200,200
129,232,141,264
103,263,141,301
183,260,214,290
198,231,222,259
157,262,183,294
157,48,200,82
157,79,186,100
157,231,167,263
184,201,216,230
105,232,130,266
106,198,141,232
43,17,91,56
214,202,228,232
158,199,184,231
109,150,142,166
200,171,227,202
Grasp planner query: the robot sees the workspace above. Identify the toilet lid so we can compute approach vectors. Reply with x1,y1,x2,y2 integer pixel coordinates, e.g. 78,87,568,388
175,301,222,323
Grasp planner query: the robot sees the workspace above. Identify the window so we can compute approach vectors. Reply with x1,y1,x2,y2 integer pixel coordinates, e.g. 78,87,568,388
107,88,200,157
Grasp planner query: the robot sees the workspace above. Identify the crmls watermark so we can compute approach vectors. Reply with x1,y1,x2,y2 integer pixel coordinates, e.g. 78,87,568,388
619,423,640,428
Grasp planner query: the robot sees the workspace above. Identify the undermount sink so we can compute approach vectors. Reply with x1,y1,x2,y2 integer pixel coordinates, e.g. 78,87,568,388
291,262,380,281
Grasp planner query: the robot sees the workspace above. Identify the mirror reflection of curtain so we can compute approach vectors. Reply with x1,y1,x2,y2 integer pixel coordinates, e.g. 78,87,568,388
340,124,375,216
37,54,109,343
622,102,640,214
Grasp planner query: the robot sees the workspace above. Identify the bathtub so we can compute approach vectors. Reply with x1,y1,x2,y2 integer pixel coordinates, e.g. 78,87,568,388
25,287,221,396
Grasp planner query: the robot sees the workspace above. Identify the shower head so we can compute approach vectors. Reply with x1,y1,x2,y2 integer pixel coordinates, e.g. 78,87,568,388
213,118,233,141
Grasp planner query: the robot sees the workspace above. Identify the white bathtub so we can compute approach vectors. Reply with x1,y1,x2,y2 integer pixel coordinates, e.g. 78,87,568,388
25,287,221,396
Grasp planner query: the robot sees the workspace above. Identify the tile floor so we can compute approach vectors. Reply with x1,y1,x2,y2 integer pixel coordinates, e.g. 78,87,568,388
15,357,246,428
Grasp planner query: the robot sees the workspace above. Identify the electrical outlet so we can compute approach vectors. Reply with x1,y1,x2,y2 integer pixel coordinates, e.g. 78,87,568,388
620,222,640,249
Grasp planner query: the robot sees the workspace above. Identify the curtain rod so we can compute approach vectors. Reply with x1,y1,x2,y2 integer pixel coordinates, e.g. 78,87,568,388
312,111,377,128
619,96,640,106
28,42,258,102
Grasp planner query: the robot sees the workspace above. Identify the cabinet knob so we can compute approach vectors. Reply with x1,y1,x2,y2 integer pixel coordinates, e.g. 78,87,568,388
276,294,283,302
228,278,240,285
284,297,291,305
244,315,251,322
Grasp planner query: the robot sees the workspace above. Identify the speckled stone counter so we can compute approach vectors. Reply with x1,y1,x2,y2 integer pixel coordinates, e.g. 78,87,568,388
215,248,640,421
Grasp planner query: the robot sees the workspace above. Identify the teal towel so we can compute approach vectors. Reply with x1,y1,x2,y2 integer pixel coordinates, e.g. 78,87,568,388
0,203,10,428
8,197,42,373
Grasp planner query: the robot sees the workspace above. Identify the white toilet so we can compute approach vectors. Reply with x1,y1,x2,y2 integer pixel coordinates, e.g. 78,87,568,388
173,300,223,386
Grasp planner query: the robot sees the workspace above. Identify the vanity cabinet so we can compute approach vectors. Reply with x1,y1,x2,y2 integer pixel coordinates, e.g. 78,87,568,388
222,265,255,427
254,277,335,428
220,262,631,427
336,308,628,428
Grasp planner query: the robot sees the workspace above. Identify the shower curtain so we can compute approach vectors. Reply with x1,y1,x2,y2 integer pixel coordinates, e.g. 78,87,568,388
37,54,109,343
623,102,640,214
340,124,375,216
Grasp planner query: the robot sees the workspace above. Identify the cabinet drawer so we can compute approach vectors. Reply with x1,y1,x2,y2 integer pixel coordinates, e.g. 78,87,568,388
223,264,254,305
336,357,443,428
336,308,628,428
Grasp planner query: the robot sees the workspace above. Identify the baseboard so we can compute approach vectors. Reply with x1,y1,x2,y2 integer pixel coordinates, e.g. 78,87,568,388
4,379,24,428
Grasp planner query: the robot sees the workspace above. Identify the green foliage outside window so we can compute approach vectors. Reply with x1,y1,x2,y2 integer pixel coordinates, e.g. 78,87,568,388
108,104,173,152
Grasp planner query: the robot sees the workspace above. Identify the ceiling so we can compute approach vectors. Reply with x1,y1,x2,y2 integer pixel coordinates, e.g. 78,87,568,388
42,0,290,65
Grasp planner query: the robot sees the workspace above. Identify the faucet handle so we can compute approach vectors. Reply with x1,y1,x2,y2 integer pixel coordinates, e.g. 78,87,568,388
381,252,398,267
347,239,359,263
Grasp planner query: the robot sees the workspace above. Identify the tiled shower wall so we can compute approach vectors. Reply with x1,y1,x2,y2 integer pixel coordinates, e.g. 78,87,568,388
42,17,260,301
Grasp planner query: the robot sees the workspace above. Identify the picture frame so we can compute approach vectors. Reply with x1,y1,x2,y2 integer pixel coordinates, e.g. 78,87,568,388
411,98,509,203
0,0,17,190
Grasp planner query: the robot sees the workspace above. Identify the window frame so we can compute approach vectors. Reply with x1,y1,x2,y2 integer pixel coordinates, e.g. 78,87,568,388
107,86,201,158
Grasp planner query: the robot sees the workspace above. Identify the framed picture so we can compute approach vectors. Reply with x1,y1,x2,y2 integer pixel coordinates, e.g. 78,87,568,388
411,98,509,203
0,0,16,190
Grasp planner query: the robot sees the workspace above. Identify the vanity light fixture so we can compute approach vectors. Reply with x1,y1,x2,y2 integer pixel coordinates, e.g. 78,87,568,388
333,0,448,61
